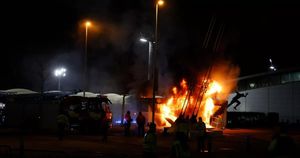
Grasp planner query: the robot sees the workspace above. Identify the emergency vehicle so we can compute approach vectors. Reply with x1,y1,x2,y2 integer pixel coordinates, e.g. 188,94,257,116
60,95,112,134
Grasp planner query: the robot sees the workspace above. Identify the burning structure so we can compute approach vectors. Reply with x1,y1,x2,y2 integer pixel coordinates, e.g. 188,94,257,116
152,61,240,129
147,17,240,129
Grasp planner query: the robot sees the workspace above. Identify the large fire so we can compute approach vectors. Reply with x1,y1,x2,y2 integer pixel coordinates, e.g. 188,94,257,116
152,61,239,129
156,78,225,128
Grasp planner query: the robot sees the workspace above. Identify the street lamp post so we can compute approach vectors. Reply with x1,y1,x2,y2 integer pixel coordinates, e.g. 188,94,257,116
152,0,164,123
84,21,91,97
54,67,67,91
140,38,153,80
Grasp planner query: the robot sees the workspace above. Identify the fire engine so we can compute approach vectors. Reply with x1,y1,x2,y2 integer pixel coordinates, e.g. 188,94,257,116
60,95,112,134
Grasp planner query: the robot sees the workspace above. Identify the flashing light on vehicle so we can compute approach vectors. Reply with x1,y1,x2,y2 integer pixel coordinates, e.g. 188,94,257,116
115,120,137,124
122,119,137,124
115,120,122,124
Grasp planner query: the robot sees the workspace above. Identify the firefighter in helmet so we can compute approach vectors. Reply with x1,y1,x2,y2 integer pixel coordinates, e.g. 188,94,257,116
143,123,157,157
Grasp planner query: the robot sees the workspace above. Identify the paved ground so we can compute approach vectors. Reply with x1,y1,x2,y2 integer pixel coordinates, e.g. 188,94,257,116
0,126,299,158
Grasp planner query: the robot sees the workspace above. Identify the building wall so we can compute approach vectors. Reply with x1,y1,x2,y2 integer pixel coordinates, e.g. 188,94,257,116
228,81,300,123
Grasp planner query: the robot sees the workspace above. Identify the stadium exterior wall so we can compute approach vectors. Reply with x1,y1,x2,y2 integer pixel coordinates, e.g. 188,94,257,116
228,81,300,124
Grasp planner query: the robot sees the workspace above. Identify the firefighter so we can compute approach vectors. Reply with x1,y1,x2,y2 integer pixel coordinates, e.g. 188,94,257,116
124,110,132,136
136,112,146,136
176,115,189,140
143,123,157,157
101,114,109,142
56,112,69,140
196,117,206,152
171,132,191,158
268,124,296,157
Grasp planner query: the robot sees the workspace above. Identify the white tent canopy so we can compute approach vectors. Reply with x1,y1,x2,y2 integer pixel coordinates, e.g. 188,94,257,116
43,90,63,94
69,92,100,98
102,93,133,105
0,88,38,95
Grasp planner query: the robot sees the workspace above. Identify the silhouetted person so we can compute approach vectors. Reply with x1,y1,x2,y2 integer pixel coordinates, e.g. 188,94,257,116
136,112,146,136
176,115,189,140
124,110,132,136
228,91,248,110
143,123,157,157
101,114,109,142
196,117,206,152
190,115,197,124
56,112,69,141
268,124,296,158
170,132,191,158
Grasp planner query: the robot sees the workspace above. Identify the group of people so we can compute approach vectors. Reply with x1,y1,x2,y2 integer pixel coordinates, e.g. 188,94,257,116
56,89,248,142
123,110,209,157
169,116,208,158
123,111,157,157
123,110,146,137
58,95,297,158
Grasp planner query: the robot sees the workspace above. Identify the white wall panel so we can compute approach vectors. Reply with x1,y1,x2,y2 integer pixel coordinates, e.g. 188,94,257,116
227,81,300,123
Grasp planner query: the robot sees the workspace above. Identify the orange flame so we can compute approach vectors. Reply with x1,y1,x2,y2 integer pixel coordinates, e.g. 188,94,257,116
156,78,227,128
154,61,239,128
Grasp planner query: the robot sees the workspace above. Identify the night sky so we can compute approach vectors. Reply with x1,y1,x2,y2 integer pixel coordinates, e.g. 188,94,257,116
1,0,300,93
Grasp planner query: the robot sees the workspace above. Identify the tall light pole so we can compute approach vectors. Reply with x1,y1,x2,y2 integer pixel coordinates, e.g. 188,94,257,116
84,21,91,97
152,0,164,123
140,37,153,80
54,67,67,91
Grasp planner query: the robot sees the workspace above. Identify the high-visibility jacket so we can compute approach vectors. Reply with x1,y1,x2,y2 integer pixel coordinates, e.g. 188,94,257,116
176,122,190,137
56,114,69,125
143,132,157,153
171,141,191,158
68,111,79,118
89,112,101,120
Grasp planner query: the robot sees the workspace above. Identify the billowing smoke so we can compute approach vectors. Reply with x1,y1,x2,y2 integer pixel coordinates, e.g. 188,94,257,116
209,59,240,100
15,1,239,99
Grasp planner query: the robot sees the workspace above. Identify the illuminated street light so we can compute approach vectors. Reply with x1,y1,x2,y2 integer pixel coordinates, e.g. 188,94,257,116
269,65,276,71
151,0,165,124
158,0,164,6
54,67,67,91
86,21,91,27
140,38,148,43
269,58,277,71
84,21,92,97
139,37,153,80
